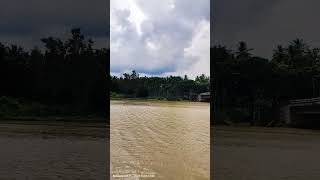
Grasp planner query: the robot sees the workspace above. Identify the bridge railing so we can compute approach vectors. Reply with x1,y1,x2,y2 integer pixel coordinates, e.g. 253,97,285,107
290,97,320,104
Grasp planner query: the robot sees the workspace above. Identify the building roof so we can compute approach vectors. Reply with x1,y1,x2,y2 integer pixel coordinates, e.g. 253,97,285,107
199,92,210,96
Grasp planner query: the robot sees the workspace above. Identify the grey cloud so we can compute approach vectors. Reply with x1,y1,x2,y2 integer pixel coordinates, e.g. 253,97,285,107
175,0,210,20
213,0,320,58
0,0,109,48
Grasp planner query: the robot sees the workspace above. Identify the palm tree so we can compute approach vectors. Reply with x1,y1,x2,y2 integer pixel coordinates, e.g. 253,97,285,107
291,38,307,54
236,41,253,59
287,38,307,67
272,45,287,65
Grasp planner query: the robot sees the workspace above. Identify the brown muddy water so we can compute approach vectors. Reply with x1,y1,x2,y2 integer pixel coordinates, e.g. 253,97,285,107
0,122,108,179
213,126,320,180
110,100,210,180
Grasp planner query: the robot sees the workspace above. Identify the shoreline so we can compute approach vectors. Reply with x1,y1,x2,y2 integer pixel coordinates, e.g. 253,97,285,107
110,96,192,102
110,97,210,104
110,92,210,102
212,125,320,136
0,116,108,123
0,119,108,138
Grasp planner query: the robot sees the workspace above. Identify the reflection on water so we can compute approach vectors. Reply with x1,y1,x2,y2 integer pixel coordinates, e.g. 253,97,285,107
111,100,210,180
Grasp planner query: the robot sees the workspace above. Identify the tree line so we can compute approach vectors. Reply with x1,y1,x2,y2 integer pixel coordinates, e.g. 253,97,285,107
0,28,108,117
212,39,320,125
110,71,210,101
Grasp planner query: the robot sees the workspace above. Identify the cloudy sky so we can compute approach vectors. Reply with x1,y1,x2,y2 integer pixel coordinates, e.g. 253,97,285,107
213,0,320,58
0,0,108,50
110,0,210,78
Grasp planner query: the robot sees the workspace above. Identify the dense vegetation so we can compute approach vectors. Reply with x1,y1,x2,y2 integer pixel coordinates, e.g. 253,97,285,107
110,71,210,101
213,39,320,125
0,28,108,118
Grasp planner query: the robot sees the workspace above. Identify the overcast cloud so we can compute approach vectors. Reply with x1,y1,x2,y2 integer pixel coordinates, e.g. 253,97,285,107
0,0,108,49
110,0,210,78
213,0,320,58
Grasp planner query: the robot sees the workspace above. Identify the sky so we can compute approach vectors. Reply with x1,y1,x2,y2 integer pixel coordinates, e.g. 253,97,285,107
213,0,320,58
0,0,109,50
110,0,210,79
3,1,320,76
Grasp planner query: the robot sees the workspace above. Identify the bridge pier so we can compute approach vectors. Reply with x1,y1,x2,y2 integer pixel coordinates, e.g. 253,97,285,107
282,105,291,125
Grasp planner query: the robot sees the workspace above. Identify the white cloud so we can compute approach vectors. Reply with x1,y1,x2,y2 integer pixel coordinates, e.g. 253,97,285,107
111,0,146,35
110,0,210,79
182,20,210,78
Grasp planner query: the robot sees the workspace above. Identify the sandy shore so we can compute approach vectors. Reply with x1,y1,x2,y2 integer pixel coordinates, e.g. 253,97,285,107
213,126,320,180
0,121,109,179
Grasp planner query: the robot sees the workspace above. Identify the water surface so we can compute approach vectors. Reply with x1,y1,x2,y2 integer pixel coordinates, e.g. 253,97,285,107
0,122,108,179
213,126,320,180
111,100,210,179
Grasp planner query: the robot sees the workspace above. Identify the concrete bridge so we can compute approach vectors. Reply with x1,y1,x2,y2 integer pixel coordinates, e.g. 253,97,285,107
282,97,320,127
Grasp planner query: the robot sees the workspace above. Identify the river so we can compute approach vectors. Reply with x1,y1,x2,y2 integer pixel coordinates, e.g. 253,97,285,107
213,126,320,180
110,100,210,180
0,121,108,179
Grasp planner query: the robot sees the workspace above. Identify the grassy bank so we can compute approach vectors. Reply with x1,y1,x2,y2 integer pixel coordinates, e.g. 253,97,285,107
0,96,107,122
110,91,194,102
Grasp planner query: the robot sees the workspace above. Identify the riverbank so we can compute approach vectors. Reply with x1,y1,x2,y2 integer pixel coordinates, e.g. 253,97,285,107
0,120,108,138
0,97,109,137
110,91,203,102
213,126,320,180
110,99,210,109
0,96,107,120
110,96,191,102
0,116,108,138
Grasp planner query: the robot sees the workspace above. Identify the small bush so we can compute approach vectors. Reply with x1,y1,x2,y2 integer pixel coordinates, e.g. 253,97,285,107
214,108,251,124
0,96,21,116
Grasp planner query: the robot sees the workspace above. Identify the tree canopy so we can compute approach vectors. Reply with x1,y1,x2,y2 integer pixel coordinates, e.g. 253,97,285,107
110,71,210,101
213,39,320,125
0,28,108,116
